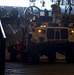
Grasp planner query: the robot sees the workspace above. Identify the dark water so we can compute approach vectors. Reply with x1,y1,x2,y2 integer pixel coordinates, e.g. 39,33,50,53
5,60,74,75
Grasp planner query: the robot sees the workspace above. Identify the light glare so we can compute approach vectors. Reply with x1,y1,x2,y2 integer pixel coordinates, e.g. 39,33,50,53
38,29,42,33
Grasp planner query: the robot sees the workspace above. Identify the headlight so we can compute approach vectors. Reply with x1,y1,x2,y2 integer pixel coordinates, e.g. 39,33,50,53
38,29,42,33
38,29,45,34
70,30,74,34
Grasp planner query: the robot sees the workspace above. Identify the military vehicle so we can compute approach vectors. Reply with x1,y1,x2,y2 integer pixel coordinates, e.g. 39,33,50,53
19,5,74,63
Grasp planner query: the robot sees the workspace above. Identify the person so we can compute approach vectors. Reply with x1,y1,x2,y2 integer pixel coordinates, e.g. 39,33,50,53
15,41,21,52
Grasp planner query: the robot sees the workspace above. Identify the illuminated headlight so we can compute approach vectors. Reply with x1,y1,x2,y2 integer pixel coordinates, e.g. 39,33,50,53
38,29,42,33
70,30,74,34
38,29,45,34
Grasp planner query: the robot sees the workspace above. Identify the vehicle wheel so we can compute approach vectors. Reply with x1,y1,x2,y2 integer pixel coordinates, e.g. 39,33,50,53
29,49,40,64
65,43,74,63
10,51,17,61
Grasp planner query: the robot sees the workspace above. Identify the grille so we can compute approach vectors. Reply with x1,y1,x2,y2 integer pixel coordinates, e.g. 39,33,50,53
47,28,68,40
47,29,54,39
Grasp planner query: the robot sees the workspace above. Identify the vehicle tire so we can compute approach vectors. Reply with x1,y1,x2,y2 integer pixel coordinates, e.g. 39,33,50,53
28,33,40,64
65,43,74,63
29,49,40,64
